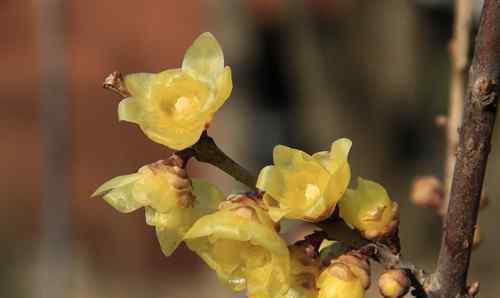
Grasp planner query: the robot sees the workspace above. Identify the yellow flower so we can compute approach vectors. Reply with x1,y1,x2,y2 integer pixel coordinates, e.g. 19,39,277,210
92,161,224,256
339,178,399,240
257,139,352,222
184,196,290,298
118,32,232,150
280,245,320,298
317,262,365,298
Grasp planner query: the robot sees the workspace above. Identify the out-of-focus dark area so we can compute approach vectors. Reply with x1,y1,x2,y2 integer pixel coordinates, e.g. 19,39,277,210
1,0,498,297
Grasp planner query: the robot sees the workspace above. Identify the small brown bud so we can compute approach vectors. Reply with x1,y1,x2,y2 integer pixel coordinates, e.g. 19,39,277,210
435,115,448,128
378,270,411,298
473,225,481,249
410,176,444,210
467,281,480,297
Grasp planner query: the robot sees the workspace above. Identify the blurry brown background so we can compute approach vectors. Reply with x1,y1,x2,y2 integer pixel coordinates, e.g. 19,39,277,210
1,0,499,297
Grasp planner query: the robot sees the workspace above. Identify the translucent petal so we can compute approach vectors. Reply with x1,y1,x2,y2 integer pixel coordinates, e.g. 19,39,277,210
204,66,232,114
124,73,154,97
313,138,352,174
118,97,143,123
103,182,144,213
151,206,197,256
339,178,397,234
141,121,206,150
92,173,142,197
256,166,286,199
182,32,224,85
192,179,225,216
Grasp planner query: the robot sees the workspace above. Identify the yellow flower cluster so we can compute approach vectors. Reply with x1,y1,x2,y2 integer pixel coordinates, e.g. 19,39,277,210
94,32,405,298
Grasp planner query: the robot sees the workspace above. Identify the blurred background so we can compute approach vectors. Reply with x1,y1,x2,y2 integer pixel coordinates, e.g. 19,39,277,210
1,0,499,297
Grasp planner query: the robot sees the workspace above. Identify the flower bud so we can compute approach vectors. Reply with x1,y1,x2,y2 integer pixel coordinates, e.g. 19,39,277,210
257,139,351,222
317,262,365,298
336,252,371,289
410,176,443,210
339,178,399,240
473,225,481,249
377,270,410,298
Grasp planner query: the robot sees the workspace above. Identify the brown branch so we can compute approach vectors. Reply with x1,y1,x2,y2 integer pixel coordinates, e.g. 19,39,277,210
103,71,257,190
442,0,473,215
431,1,500,297
179,131,258,190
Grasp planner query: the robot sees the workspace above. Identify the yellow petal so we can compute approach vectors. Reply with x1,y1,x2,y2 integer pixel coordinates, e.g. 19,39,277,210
141,122,206,150
118,97,142,123
205,66,232,114
92,173,142,197
153,207,196,256
182,32,224,85
124,73,154,97
313,139,352,174
93,173,144,213
192,179,225,216
339,178,397,234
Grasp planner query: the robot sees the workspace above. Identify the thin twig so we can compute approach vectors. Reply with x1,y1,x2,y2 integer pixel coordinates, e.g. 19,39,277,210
103,71,257,190
431,1,500,297
442,0,473,215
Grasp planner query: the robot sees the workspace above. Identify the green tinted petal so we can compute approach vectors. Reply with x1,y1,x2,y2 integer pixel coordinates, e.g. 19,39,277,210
192,179,225,216
118,97,143,123
205,66,232,113
92,173,142,197
154,207,196,256
124,73,154,97
182,32,224,85
103,184,143,213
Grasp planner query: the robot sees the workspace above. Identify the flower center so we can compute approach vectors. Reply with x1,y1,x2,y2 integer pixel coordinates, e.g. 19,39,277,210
304,184,321,201
173,96,201,119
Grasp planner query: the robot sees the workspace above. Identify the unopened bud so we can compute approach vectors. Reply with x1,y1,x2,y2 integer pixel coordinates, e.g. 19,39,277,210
410,176,443,210
378,270,410,298
318,262,365,298
336,252,371,289
473,225,481,249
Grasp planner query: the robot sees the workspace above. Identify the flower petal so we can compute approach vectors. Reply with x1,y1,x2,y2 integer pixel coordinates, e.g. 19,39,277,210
141,122,206,150
205,66,232,114
118,97,143,123
92,173,142,197
124,73,154,97
192,179,225,216
182,32,224,85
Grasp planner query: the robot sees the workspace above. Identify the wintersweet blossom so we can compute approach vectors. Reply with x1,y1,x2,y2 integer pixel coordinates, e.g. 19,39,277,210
92,161,224,256
257,139,352,222
184,196,290,298
118,32,232,150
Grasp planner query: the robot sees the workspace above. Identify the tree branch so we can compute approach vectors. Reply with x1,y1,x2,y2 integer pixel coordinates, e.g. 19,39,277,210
103,71,258,190
442,0,473,215
431,1,500,296
178,132,257,190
